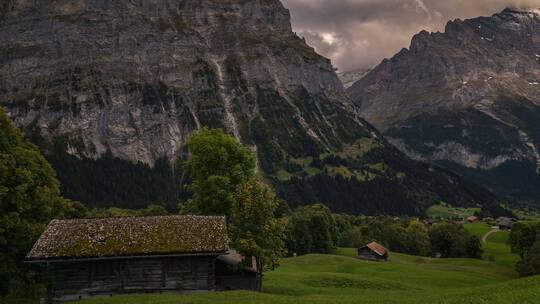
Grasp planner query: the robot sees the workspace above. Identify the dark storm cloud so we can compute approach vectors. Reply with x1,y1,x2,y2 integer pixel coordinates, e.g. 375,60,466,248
281,0,540,71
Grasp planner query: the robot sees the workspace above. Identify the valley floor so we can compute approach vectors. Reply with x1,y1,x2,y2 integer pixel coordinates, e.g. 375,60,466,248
75,247,539,304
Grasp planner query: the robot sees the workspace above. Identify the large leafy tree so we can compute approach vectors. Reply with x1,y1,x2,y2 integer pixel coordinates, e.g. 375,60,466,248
516,240,540,277
428,222,481,258
183,128,255,217
229,177,285,271
183,128,284,270
508,222,540,259
508,221,540,277
0,108,85,296
405,220,431,256
286,204,339,255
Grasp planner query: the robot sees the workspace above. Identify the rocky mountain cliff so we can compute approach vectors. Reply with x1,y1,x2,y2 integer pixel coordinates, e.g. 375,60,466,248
0,0,499,214
348,8,540,204
338,68,371,89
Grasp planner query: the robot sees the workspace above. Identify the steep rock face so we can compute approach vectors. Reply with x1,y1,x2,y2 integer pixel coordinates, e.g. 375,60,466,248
338,68,371,89
348,9,540,203
1,0,350,165
0,0,498,213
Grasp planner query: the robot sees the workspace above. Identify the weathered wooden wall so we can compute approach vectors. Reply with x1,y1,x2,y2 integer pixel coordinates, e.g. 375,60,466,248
357,248,386,261
49,256,216,302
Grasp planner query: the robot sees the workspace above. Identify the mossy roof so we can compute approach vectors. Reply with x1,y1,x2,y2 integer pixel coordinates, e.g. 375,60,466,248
26,215,229,261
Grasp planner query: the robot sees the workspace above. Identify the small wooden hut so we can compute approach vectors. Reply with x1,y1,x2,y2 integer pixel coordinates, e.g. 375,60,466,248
467,216,480,223
496,217,515,230
26,215,229,302
358,242,388,262
215,250,262,292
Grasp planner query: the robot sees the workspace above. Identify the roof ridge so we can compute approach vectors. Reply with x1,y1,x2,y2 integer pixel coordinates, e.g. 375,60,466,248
51,214,227,222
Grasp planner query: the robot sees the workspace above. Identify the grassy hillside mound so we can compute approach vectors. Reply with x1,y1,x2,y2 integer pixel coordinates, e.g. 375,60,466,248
78,249,539,304
464,223,519,268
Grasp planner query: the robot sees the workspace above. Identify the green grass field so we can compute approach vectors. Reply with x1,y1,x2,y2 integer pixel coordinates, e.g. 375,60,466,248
427,204,481,220
464,223,519,268
72,247,540,304
463,223,492,238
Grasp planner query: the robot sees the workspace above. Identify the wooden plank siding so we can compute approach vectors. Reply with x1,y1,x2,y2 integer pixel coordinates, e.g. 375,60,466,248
358,248,387,262
49,256,218,302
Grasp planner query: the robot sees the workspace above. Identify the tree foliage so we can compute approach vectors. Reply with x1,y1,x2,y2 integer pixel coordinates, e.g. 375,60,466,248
516,240,540,277
508,222,540,259
183,128,284,271
86,204,169,218
286,204,339,255
429,222,482,258
183,128,255,217
28,128,180,210
229,177,285,270
508,221,540,277
318,215,481,259
405,220,431,256
0,108,85,296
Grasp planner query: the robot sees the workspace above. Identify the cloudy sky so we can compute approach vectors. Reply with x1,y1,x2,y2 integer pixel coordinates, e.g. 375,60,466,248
281,0,540,71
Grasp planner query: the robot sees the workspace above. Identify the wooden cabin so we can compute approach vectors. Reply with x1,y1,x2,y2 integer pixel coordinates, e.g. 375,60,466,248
215,250,262,292
358,242,388,262
496,217,515,230
467,216,480,223
26,215,230,303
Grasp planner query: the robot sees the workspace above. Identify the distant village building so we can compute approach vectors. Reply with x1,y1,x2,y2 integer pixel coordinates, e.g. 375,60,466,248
358,242,388,262
467,216,480,223
496,217,515,230
26,215,260,303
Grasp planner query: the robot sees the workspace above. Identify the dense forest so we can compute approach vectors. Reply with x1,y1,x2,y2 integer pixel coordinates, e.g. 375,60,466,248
23,131,511,219
26,132,182,210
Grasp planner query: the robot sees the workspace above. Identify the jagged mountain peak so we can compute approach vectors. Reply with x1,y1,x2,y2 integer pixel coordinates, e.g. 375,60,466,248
0,0,499,213
348,8,540,204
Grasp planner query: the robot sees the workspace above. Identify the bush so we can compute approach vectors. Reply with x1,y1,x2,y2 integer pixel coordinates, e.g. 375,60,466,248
516,241,540,277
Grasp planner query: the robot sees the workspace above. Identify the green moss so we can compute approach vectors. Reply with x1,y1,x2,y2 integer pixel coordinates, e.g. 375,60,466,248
27,216,228,260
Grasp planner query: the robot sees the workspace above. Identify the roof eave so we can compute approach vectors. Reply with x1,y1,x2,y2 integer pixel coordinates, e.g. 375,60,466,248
25,251,228,264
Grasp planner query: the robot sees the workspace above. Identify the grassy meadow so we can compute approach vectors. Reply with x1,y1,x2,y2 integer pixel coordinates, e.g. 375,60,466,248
427,204,481,220
464,223,519,268
5,221,533,304
75,245,539,304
